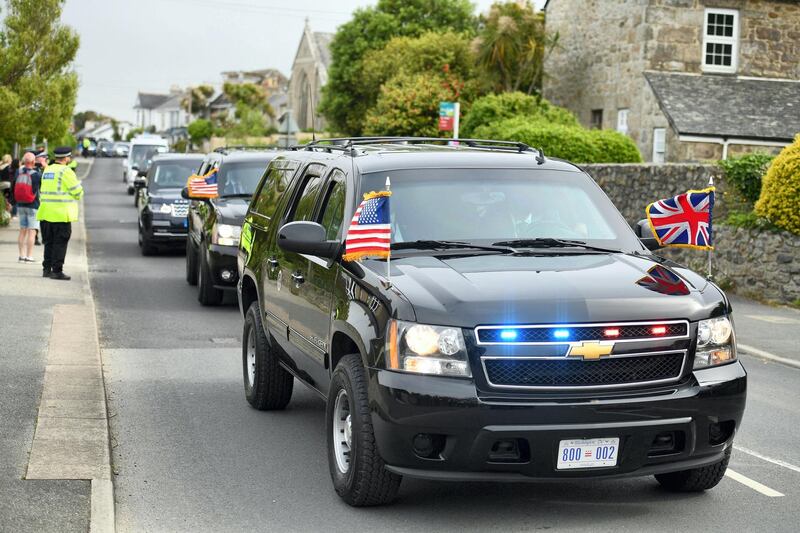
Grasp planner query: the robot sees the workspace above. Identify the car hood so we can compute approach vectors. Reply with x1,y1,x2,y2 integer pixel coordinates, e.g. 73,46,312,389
148,188,183,202
378,252,723,327
214,197,249,225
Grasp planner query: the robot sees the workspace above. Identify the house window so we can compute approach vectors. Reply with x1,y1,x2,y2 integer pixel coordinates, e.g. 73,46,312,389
590,109,603,130
702,8,738,73
652,128,666,164
616,109,629,134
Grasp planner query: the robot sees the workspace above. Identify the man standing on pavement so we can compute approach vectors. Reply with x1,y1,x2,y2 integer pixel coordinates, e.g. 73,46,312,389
33,150,50,246
37,146,83,280
13,152,41,262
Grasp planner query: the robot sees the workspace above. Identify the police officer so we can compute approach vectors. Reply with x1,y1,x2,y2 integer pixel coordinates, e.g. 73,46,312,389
37,146,83,280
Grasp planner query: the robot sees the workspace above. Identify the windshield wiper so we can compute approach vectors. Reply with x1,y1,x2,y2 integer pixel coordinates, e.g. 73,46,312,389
392,240,515,254
492,238,621,253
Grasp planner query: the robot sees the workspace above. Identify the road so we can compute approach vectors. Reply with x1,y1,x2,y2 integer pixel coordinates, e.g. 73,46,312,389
83,158,800,532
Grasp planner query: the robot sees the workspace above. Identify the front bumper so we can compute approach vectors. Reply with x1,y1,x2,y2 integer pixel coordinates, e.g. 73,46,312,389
141,213,188,244
208,244,238,290
369,361,746,481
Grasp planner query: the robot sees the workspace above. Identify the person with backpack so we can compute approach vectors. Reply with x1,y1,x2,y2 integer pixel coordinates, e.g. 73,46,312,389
14,152,41,263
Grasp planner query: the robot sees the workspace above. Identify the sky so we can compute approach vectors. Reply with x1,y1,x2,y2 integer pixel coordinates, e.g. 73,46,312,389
60,0,547,123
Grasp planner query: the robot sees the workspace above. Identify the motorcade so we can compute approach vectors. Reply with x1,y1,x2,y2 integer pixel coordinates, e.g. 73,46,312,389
124,135,169,194
97,140,115,157
183,148,277,305
236,137,746,506
135,153,203,255
113,141,130,157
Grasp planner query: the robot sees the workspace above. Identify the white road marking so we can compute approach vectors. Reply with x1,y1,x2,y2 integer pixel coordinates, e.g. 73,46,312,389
738,343,800,370
735,445,800,475
744,314,800,325
725,469,784,497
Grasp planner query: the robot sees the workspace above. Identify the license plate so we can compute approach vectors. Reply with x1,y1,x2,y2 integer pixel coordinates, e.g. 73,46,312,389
557,438,619,469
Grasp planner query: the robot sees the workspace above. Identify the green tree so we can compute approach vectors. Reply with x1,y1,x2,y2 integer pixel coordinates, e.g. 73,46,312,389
223,82,274,118
181,84,215,115
187,118,213,145
472,1,557,95
460,92,579,137
73,110,109,131
0,0,79,152
320,0,476,135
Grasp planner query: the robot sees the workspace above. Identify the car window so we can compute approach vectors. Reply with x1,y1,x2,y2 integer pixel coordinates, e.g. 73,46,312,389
150,161,202,190
252,164,294,220
130,145,165,169
319,171,346,240
217,161,270,197
290,175,323,222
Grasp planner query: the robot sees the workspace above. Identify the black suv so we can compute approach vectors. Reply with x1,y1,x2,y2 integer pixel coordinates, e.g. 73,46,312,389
237,138,746,506
184,149,277,305
135,153,203,255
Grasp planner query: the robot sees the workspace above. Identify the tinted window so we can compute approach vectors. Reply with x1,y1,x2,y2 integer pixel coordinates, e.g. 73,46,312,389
252,164,294,220
218,161,270,197
290,176,323,222
150,161,202,190
319,171,346,240
130,145,166,169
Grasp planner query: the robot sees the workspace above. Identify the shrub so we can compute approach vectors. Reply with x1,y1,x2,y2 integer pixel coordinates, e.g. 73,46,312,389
471,117,642,163
722,210,781,232
718,153,774,205
0,195,9,227
755,135,800,235
461,92,579,137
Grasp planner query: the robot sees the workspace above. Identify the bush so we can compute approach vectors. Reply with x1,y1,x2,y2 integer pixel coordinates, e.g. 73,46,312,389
461,92,579,137
471,118,642,163
755,135,800,235
718,153,774,205
722,210,781,232
187,119,213,144
0,195,9,227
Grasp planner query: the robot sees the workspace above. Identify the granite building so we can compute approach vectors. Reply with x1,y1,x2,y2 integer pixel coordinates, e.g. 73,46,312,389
543,0,800,162
288,20,333,131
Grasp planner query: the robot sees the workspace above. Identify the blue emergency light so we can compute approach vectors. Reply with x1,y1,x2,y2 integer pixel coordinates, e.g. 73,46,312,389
500,330,518,340
553,329,571,339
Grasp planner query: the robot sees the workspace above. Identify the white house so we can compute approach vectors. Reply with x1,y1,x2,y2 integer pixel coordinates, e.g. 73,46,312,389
134,91,189,132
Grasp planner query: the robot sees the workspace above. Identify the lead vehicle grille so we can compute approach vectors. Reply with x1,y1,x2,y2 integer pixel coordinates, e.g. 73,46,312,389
482,352,685,389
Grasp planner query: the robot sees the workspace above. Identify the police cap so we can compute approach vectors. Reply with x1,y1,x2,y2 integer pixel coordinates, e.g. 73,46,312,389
53,146,72,158
35,150,48,159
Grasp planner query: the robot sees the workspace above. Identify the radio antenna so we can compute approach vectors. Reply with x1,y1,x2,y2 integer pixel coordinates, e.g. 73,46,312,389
310,86,317,143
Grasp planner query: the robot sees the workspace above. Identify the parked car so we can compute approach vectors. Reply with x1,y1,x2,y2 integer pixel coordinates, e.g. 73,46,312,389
183,148,277,305
97,140,115,157
135,153,204,255
124,135,169,194
236,137,746,506
113,141,130,157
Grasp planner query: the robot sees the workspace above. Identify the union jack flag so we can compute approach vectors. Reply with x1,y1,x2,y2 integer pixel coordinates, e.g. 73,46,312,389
342,191,391,262
636,265,690,296
646,188,714,250
187,169,218,198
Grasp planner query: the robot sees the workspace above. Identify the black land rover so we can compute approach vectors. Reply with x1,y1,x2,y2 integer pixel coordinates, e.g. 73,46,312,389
237,138,746,507
135,153,203,255
184,149,277,305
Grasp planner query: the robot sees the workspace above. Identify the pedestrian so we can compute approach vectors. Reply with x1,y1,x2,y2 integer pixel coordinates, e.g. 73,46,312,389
33,151,49,246
82,137,90,157
14,152,41,263
37,146,83,280
0,154,12,213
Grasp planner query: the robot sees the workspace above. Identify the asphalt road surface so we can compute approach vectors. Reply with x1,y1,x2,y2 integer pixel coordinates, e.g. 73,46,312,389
83,158,800,532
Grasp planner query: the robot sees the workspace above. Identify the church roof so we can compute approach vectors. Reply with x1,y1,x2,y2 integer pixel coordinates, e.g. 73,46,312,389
645,71,800,142
312,32,334,69
135,92,171,110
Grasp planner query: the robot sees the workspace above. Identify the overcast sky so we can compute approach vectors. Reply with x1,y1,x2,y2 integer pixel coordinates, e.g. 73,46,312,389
60,0,546,123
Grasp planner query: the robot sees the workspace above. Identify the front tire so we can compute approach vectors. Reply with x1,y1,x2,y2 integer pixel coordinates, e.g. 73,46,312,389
197,246,223,306
655,446,731,492
185,239,198,285
139,228,156,256
242,301,293,410
327,354,401,506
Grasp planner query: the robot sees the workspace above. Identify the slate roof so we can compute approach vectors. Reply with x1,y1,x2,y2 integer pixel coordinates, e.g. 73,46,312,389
135,92,171,110
645,72,800,142
312,32,333,69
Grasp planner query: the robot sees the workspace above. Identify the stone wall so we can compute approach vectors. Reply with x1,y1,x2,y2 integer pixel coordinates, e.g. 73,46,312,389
584,163,800,304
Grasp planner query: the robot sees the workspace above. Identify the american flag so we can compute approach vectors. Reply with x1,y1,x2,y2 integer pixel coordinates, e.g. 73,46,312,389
187,169,218,198
342,192,391,261
636,265,691,296
646,188,714,250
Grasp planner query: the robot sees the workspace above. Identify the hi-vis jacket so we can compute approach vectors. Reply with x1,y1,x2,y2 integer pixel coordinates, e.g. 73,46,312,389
37,163,84,222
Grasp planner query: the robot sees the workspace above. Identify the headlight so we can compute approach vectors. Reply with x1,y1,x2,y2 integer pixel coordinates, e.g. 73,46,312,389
213,224,241,246
158,203,172,214
385,320,471,377
694,316,736,369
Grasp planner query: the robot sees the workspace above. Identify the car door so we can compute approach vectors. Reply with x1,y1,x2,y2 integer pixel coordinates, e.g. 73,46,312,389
287,169,348,392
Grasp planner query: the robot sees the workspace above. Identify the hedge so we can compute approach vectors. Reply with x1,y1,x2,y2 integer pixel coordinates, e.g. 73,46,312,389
718,153,774,205
755,135,800,235
471,117,642,163
460,92,579,137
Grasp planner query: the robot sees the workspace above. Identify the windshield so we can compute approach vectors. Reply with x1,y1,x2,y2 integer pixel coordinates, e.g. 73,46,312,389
130,145,165,169
150,160,201,190
361,169,642,250
217,161,268,197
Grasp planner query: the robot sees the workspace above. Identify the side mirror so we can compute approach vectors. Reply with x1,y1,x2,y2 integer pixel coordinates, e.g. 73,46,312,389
134,177,147,189
635,219,663,251
131,165,139,171
181,186,208,201
277,221,339,258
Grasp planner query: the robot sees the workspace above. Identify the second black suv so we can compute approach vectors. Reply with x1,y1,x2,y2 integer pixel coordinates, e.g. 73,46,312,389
184,148,277,305
237,138,746,507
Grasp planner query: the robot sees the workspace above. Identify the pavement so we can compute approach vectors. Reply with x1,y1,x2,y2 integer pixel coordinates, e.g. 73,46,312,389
2,157,800,532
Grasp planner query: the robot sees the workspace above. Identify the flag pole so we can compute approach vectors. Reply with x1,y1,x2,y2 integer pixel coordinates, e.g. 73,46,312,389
707,175,714,280
385,176,392,288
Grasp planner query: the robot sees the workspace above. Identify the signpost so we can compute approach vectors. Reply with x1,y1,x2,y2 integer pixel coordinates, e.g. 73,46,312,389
439,101,460,140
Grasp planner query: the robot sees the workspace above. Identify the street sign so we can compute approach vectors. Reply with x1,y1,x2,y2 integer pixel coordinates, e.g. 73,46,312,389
438,102,460,139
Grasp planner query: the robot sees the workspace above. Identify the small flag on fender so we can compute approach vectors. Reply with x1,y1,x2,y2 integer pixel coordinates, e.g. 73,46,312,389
646,187,714,250
187,168,219,198
342,190,391,261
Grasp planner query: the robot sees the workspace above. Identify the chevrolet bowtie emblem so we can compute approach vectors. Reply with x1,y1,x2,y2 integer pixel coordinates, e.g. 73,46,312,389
567,341,615,360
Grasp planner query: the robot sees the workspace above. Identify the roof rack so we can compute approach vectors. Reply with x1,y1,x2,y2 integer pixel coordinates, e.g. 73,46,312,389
290,137,545,164
213,145,275,154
